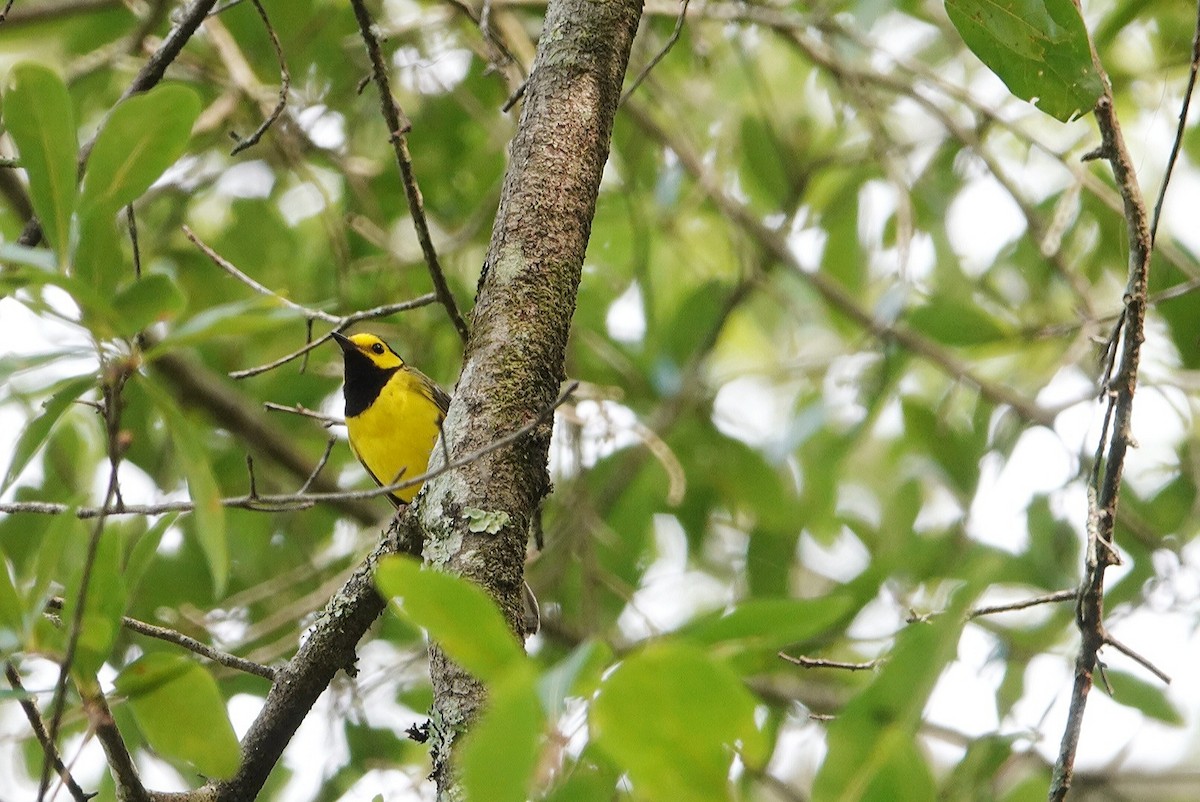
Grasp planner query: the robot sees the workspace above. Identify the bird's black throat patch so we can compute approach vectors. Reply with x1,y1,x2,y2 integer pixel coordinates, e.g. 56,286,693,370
342,348,400,418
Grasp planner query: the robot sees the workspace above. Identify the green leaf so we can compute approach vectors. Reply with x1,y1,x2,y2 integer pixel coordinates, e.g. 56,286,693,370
3,63,78,262
1101,669,1182,726
0,241,59,272
112,274,186,337
906,295,1012,346
60,527,126,686
592,643,767,802
460,667,544,802
78,84,201,213
141,380,227,597
538,640,613,720
115,653,240,779
375,555,526,682
679,595,861,669
944,0,1103,122
2,374,95,494
124,513,179,597
813,576,988,802
147,300,298,356
0,559,25,658
73,202,127,304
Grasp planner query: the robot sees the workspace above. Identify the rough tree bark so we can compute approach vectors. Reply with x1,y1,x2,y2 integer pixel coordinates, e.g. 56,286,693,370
415,0,643,796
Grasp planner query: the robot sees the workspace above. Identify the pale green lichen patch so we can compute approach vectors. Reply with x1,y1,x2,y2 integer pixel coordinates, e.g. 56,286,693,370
463,507,510,534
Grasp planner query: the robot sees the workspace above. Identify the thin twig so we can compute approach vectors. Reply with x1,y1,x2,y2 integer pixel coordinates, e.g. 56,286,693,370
40,368,128,802
2,382,580,520
778,652,879,671
298,436,338,494
228,0,290,156
349,0,470,342
1149,2,1200,245
228,295,439,379
620,0,689,103
125,205,141,280
264,402,341,426
968,589,1077,619
246,453,259,498
44,597,276,681
1104,632,1172,685
4,663,92,802
0,0,15,23
183,225,340,323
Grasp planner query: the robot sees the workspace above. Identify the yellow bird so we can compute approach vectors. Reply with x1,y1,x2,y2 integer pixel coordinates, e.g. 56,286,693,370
332,330,540,634
332,331,448,505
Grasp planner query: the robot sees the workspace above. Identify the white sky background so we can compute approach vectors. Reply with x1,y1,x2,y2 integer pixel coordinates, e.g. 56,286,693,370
4,5,1200,800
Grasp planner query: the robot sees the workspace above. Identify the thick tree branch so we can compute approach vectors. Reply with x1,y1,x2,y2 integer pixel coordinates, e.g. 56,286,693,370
412,1,642,796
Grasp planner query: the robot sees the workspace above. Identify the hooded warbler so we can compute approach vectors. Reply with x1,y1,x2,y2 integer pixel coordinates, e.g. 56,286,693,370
332,330,540,634
332,331,449,505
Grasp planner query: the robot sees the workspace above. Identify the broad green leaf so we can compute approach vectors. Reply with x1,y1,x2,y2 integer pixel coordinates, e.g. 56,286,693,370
944,0,1103,122
147,300,298,356
115,653,240,779
2,374,95,493
112,274,186,337
3,63,78,261
141,380,227,597
73,198,127,302
906,295,1012,346
1102,669,1182,726
941,735,1019,799
60,528,126,688
679,595,862,668
538,640,613,719
78,84,201,213
592,643,767,802
460,666,543,802
813,576,987,801
739,117,789,212
124,513,179,597
0,559,25,657
29,507,85,629
375,555,526,682
0,241,59,272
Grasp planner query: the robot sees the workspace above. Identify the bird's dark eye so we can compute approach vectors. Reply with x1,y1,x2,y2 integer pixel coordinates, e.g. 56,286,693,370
371,343,385,355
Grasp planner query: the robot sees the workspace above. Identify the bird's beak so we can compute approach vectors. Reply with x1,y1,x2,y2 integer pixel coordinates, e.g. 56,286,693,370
331,331,355,354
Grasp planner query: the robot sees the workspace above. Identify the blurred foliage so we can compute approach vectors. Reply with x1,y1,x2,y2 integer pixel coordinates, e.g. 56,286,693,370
1,0,1198,800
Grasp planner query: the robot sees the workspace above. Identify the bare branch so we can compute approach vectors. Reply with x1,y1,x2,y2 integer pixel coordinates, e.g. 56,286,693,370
228,0,290,156
1104,633,1172,686
264,402,341,426
183,225,340,323
348,0,471,342
83,690,147,802
621,0,689,103
778,652,880,671
44,598,277,682
1150,3,1200,245
968,589,1077,619
4,663,92,802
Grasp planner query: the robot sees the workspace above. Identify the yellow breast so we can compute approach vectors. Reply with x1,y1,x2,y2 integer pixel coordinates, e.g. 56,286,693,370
345,368,444,504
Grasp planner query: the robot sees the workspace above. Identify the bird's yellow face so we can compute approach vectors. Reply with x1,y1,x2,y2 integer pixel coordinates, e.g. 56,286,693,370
338,332,405,370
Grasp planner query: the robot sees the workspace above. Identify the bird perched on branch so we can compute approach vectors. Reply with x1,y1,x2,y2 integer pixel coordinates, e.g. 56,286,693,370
332,330,539,634
332,331,448,505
